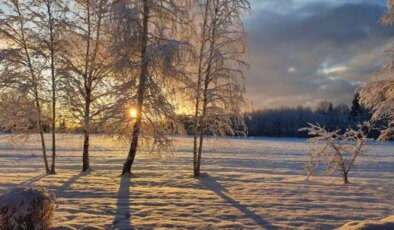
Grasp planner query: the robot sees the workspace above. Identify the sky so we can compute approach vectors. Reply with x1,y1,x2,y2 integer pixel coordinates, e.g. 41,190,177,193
245,0,394,109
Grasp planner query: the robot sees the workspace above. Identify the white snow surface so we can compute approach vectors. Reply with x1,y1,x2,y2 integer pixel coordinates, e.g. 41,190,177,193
338,215,394,230
0,135,393,229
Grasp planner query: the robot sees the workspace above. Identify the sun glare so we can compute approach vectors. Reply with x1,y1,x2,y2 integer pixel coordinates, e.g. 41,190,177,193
129,108,138,119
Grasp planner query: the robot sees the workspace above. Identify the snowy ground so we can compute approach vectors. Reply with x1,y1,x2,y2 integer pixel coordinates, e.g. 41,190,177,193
0,134,393,229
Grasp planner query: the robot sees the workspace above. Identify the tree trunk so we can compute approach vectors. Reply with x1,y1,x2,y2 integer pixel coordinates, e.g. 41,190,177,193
35,98,49,174
195,135,204,177
193,134,200,177
122,119,141,174
343,172,349,184
194,75,209,177
38,122,50,174
50,90,56,174
122,0,150,175
48,0,56,174
82,99,91,172
82,130,90,171
81,0,92,172
195,90,208,177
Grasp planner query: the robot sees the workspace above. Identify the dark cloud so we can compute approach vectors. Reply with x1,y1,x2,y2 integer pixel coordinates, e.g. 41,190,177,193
245,0,394,109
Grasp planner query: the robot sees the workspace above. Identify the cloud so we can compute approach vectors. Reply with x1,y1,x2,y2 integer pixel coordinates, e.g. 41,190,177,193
245,0,394,109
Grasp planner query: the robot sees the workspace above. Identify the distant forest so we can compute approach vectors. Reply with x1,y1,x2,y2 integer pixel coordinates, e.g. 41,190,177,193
180,94,375,138
244,96,371,138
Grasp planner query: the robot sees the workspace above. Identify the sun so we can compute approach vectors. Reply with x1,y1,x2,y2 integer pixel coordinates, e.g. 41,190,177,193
129,108,138,119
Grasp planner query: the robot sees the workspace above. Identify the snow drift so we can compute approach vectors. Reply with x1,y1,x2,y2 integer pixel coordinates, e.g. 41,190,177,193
337,215,394,230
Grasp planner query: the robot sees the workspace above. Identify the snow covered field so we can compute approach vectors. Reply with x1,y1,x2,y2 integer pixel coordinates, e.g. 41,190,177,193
0,135,393,229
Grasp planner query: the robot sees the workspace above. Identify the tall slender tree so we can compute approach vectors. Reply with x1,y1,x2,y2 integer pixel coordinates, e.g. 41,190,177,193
191,0,250,177
121,0,150,174
30,0,69,174
0,0,50,173
60,0,116,171
119,0,192,175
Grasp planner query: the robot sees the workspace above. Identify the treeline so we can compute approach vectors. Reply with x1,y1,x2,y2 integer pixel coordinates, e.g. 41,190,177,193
179,95,373,138
244,100,370,137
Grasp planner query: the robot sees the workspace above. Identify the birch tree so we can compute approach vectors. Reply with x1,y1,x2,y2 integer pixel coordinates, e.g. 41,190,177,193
29,0,69,174
190,0,250,177
0,0,50,173
60,0,116,171
117,0,192,175
358,0,394,140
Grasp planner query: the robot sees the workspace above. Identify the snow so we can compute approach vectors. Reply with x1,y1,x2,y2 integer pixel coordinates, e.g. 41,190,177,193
0,134,393,229
338,215,394,230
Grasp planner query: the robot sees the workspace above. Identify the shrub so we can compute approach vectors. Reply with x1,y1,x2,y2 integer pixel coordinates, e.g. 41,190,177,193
0,187,56,230
300,122,371,184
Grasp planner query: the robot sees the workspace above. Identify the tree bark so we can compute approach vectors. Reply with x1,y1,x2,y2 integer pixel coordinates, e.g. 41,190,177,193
38,114,50,174
122,0,150,175
343,172,349,184
47,0,56,174
195,80,209,177
81,0,92,172
82,99,91,171
82,131,90,171
193,129,199,176
195,77,210,177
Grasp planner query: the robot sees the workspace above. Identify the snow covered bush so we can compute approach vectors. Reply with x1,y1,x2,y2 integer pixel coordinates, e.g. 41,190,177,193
300,122,371,184
0,187,56,230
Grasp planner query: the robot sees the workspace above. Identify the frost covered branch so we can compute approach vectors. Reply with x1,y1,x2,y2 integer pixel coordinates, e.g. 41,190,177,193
300,122,371,184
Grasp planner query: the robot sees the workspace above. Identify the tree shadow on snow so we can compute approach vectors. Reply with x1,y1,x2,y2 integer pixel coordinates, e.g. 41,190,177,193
110,174,132,229
198,174,278,230
57,170,92,191
19,174,48,187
